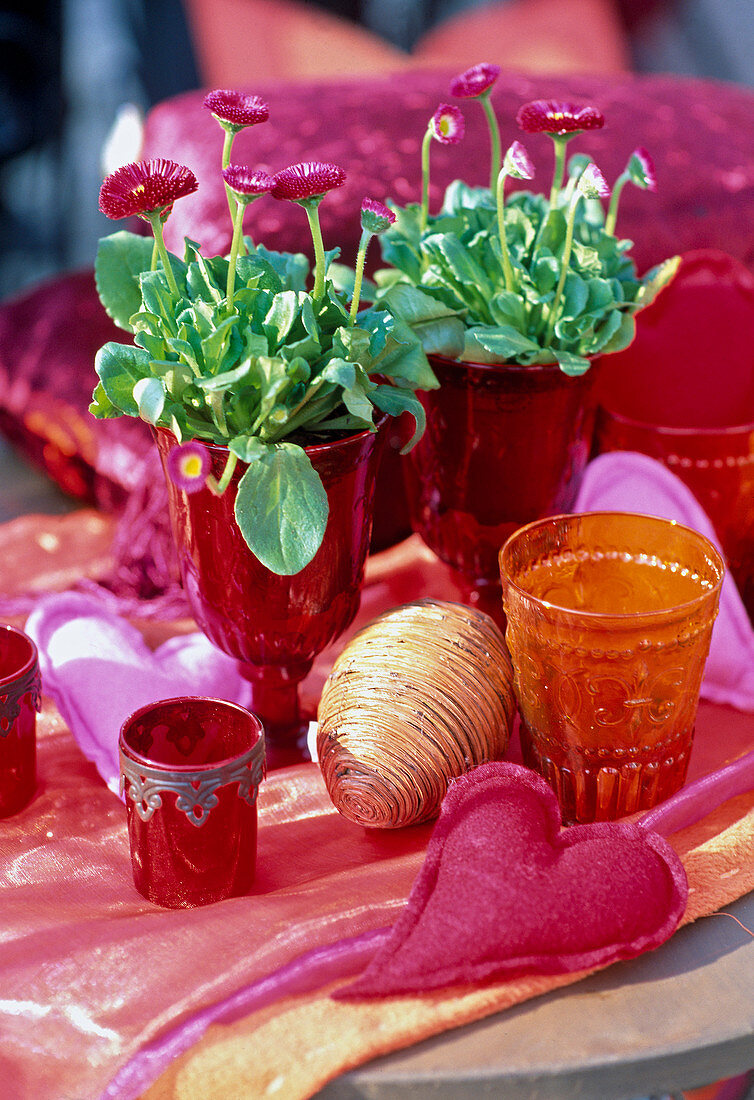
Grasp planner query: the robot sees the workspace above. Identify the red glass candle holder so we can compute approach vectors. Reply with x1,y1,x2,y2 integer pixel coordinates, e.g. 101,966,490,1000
402,354,599,625
154,421,386,770
0,624,41,818
119,697,265,908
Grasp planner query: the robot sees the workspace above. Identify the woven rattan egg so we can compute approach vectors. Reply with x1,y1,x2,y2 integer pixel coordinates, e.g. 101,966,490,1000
317,598,516,828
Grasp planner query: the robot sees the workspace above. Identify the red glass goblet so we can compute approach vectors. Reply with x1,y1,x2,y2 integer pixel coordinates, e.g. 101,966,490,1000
402,354,599,625
155,422,386,770
119,696,265,908
0,624,41,817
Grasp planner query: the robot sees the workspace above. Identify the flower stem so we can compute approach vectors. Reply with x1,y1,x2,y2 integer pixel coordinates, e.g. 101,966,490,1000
549,135,569,204
544,190,580,346
349,228,372,325
481,92,501,192
420,125,433,233
147,212,180,298
605,173,627,235
226,197,247,307
303,199,327,301
495,168,516,293
209,450,237,495
221,128,246,256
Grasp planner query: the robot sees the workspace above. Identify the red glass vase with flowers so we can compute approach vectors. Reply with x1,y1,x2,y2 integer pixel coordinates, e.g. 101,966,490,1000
376,65,678,623
91,90,436,766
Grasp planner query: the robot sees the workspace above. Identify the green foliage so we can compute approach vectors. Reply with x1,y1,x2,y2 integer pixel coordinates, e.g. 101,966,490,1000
376,183,677,376
91,231,438,575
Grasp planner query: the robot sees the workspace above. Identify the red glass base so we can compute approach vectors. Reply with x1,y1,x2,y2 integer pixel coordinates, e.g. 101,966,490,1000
404,355,598,617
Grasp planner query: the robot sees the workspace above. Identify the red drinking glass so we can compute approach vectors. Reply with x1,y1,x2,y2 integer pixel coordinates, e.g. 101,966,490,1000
594,248,754,623
154,422,386,770
594,410,754,622
119,696,265,908
402,354,599,624
0,624,41,817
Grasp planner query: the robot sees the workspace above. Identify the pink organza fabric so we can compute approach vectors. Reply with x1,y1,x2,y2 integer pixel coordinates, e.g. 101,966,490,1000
19,452,754,821
1,515,753,1100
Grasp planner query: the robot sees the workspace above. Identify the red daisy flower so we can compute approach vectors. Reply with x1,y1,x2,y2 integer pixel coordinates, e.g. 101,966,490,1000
271,161,346,202
99,159,198,220
628,147,657,192
430,104,465,145
166,441,210,493
221,165,276,199
360,198,395,234
503,140,535,180
449,62,501,99
516,100,605,136
202,89,270,129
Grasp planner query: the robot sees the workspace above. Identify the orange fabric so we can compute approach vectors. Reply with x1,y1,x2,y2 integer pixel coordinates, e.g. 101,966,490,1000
181,0,632,87
143,786,754,1100
414,0,632,75
182,0,410,86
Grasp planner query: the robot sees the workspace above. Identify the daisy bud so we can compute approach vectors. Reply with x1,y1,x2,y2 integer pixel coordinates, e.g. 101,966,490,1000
503,140,535,181
577,162,610,199
360,198,395,235
627,147,657,192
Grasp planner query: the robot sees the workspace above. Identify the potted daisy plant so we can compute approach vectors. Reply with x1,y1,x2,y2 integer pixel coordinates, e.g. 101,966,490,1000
90,89,437,765
373,64,678,620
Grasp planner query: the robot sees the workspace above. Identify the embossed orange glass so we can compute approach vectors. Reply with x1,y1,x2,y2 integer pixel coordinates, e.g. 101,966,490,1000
499,512,724,824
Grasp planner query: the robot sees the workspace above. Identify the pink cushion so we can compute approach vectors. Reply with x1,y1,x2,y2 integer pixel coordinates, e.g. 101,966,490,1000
337,761,687,997
143,69,754,276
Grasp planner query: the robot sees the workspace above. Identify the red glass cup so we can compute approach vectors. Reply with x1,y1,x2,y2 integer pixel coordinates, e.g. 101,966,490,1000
500,512,724,824
594,408,754,623
402,354,599,625
0,624,41,817
119,697,265,908
155,421,386,770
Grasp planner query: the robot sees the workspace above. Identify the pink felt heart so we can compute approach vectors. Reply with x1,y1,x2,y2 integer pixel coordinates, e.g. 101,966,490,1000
336,762,688,998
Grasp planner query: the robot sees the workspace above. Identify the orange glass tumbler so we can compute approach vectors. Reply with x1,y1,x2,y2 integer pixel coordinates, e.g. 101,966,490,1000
499,512,724,824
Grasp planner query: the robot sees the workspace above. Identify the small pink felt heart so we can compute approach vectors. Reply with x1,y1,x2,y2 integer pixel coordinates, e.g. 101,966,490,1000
336,762,688,998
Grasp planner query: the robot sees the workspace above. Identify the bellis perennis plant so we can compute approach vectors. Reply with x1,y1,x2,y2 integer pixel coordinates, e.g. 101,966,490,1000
91,89,437,576
375,66,679,376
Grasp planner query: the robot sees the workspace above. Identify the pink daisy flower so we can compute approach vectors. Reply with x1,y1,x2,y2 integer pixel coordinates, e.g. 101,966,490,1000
166,441,210,493
430,104,465,145
271,161,347,202
98,159,198,220
221,165,276,199
516,100,605,136
449,62,501,99
203,89,270,130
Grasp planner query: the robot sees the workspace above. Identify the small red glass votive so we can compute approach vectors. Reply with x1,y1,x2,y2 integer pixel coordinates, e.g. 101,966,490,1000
119,697,265,908
0,624,41,818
